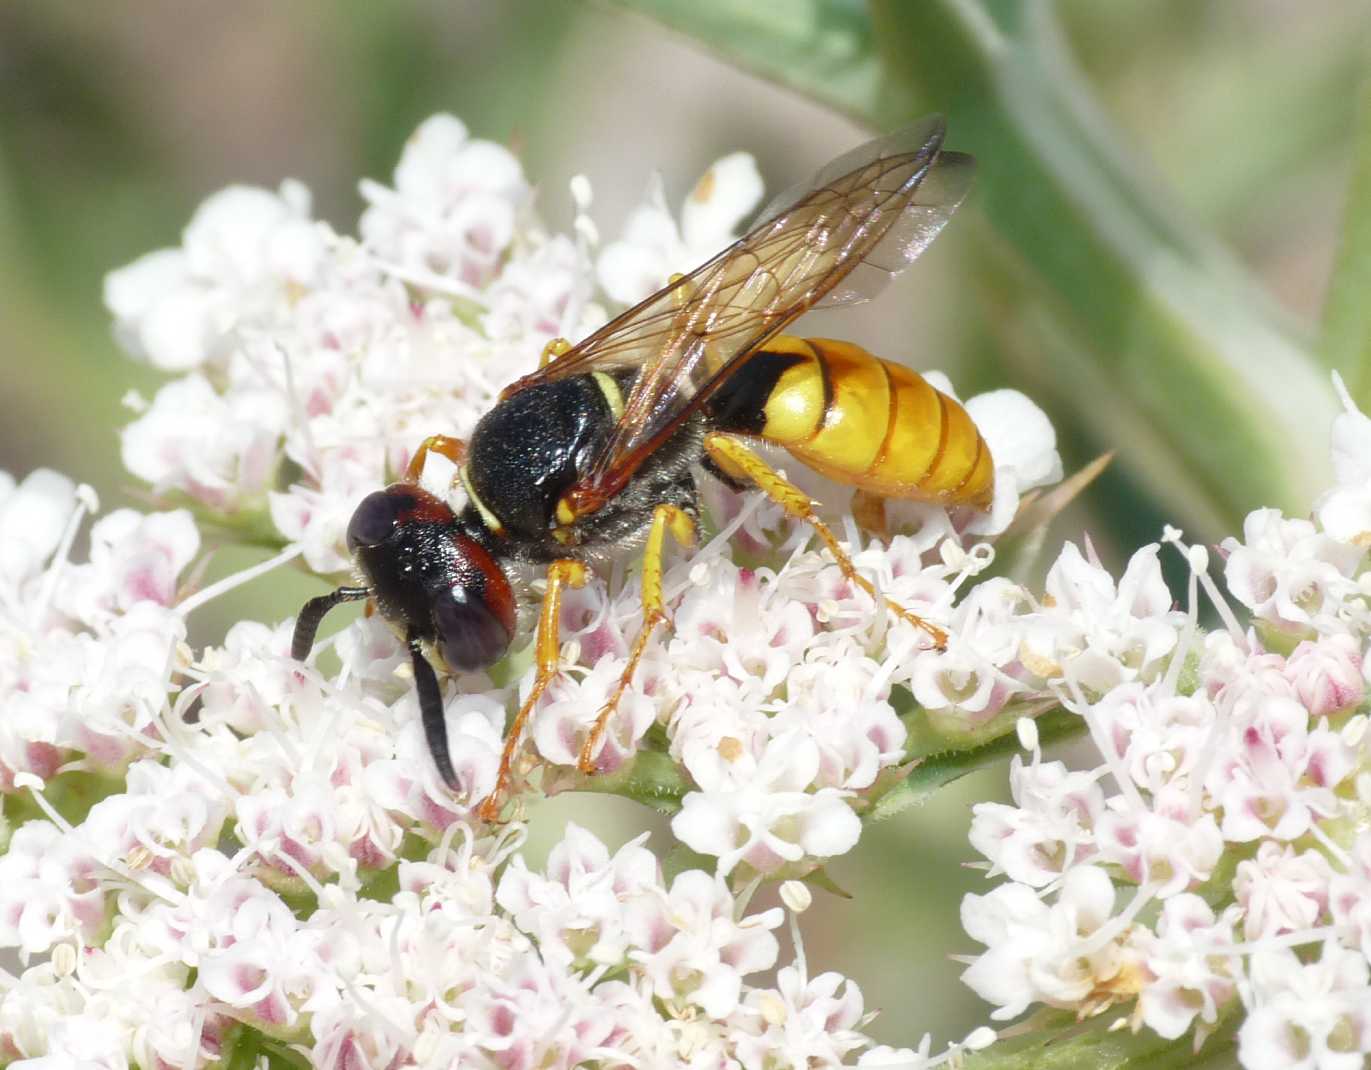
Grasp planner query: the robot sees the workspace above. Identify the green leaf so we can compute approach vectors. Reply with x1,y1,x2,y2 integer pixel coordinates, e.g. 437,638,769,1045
1322,71,1371,405
610,0,881,121
258,1036,314,1070
873,1,1334,524
220,1022,312,1069
221,1025,259,1070
802,865,854,899
958,1005,1240,1070
2,769,127,829
662,842,717,882
871,708,1081,821
567,746,691,813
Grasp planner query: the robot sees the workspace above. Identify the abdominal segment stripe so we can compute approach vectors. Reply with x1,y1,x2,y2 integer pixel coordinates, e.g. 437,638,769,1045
920,389,952,490
869,357,899,473
755,336,993,507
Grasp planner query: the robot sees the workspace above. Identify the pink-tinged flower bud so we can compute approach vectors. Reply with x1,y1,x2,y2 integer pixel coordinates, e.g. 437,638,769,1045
1284,634,1365,716
1234,842,1332,940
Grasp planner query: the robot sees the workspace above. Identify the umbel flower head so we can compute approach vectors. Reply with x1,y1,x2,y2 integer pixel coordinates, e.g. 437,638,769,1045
0,111,1060,1067
21,108,1371,1069
955,375,1371,1067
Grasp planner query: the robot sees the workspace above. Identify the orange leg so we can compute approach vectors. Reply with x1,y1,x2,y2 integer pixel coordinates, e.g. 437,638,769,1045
703,433,947,649
851,489,889,539
404,434,467,483
477,559,588,821
578,504,696,773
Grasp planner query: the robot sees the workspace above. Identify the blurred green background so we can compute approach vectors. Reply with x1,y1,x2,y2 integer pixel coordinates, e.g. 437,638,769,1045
2,0,1368,1048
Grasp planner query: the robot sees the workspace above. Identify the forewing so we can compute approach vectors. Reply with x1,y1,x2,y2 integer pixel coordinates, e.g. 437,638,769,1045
515,116,975,512
815,148,975,308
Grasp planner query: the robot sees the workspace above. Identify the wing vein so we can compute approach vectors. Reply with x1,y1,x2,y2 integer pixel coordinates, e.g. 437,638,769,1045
500,117,975,514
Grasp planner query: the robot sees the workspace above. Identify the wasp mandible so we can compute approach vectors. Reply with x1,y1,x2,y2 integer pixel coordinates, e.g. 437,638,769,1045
292,117,991,819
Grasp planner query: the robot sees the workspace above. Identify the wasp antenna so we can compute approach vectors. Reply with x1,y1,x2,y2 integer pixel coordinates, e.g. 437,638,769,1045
292,586,370,661
407,632,458,790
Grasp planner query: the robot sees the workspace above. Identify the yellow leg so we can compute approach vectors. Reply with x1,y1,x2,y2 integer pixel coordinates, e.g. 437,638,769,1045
540,337,572,369
477,559,588,821
703,433,948,649
404,434,467,483
578,504,696,773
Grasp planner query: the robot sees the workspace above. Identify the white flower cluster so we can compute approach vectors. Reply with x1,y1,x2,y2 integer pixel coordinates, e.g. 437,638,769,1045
0,470,192,787
98,110,1064,880
959,377,1371,1067
0,113,1067,1065
0,470,953,1067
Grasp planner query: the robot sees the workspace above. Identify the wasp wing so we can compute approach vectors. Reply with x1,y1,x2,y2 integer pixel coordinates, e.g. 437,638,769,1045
508,116,975,515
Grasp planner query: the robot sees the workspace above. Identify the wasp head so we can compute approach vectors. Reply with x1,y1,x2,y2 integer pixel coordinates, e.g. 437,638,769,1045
343,485,515,671
292,484,516,790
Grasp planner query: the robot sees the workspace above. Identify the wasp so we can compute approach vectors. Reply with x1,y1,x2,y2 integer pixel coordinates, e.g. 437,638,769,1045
292,117,991,819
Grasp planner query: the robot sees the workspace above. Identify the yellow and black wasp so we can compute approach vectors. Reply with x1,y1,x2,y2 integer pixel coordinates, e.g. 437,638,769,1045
292,116,993,818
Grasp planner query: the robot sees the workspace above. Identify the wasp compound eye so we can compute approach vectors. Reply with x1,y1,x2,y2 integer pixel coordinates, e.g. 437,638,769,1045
433,587,513,673
346,489,413,551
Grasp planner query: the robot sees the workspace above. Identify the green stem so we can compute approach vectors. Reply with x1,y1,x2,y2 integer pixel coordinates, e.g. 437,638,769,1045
960,1004,1241,1070
566,747,693,813
1321,68,1371,404
872,707,1082,821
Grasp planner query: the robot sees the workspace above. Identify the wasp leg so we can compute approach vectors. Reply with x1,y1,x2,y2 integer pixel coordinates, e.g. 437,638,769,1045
851,489,889,540
539,337,572,369
477,559,588,821
702,432,948,650
404,434,468,484
578,503,696,773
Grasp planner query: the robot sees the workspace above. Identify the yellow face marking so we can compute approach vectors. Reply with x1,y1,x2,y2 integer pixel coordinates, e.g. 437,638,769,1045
555,497,577,527
459,466,506,535
592,372,625,422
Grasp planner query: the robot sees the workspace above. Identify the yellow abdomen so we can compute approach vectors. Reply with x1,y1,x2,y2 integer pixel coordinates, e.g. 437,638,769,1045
755,336,993,508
